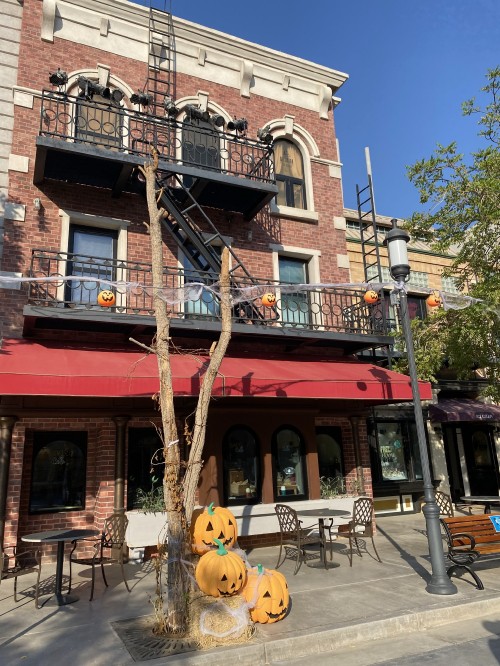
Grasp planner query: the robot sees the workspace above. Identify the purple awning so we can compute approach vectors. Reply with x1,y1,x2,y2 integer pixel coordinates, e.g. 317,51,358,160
429,399,500,423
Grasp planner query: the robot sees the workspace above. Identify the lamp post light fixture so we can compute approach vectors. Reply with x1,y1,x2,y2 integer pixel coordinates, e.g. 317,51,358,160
384,218,457,595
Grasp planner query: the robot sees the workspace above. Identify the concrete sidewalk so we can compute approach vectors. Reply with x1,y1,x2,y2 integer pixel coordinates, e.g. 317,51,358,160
2,512,500,665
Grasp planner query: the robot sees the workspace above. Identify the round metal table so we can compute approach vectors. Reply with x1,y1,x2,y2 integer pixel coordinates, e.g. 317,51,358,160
460,496,500,514
22,528,99,605
297,508,351,567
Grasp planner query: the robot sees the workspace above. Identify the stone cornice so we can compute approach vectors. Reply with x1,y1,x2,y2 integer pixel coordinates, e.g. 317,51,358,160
43,0,348,98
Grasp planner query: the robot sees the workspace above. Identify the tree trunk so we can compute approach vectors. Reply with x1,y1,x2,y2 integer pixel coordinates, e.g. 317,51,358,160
141,150,233,633
144,156,186,634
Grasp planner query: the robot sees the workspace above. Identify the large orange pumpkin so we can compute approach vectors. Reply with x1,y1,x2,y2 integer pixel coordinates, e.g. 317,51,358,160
261,292,276,308
191,502,238,555
195,538,247,597
426,290,442,308
363,289,379,304
242,564,289,623
97,290,116,307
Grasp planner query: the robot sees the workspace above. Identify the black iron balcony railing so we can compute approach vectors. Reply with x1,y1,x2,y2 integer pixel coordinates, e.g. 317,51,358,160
27,249,389,336
39,90,274,183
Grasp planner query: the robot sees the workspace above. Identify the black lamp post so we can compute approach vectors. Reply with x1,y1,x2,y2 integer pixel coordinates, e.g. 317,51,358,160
384,219,457,595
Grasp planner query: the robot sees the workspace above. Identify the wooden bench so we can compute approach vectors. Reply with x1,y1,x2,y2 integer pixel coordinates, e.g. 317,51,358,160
441,514,500,589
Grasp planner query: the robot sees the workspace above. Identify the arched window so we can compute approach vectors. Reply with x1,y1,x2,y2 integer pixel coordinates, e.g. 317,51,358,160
272,426,308,500
223,426,261,505
316,427,345,489
274,139,306,209
30,432,87,513
74,82,125,149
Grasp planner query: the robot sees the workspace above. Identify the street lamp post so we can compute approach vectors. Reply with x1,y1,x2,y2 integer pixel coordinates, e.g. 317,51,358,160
384,219,457,595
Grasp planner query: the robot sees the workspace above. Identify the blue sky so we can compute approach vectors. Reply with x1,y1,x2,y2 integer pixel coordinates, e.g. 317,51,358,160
142,1,499,220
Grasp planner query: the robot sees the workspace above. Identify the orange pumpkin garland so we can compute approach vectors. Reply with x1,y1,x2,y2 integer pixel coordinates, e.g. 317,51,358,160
363,289,379,304
97,290,116,307
261,292,276,308
426,290,442,308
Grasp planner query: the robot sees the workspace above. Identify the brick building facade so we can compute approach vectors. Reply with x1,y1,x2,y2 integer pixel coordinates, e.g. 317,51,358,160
0,0,431,556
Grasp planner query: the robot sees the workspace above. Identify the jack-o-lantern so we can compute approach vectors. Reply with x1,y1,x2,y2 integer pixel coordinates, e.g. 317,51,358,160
363,289,379,304
191,502,238,555
242,564,289,623
261,292,276,308
195,538,247,597
426,290,442,308
97,290,116,307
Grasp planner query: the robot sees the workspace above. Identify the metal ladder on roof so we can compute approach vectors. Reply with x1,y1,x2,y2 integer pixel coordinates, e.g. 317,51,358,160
147,2,176,119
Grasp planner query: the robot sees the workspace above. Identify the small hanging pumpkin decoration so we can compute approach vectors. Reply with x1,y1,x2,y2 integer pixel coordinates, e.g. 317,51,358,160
261,292,276,308
426,290,442,308
97,290,116,307
242,564,289,624
363,289,379,304
191,502,238,555
195,538,247,597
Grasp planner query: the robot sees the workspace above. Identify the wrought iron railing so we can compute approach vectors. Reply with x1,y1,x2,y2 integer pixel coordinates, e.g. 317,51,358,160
39,90,274,183
27,249,389,336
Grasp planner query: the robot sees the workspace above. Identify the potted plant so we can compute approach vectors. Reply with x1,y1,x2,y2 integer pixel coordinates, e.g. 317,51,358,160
126,478,168,563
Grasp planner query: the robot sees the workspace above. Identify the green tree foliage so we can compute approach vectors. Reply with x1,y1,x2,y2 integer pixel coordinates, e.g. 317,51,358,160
402,68,500,399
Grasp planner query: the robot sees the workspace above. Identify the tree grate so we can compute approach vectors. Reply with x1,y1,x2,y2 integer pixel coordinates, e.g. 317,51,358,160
112,615,198,661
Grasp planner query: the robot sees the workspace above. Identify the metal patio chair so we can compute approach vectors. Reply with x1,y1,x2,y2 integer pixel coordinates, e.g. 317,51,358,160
68,514,131,601
335,497,382,566
275,504,326,574
1,545,42,608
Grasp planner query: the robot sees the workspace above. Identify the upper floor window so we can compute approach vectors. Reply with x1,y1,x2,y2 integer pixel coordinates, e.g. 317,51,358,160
74,80,124,149
279,256,310,327
66,225,117,305
441,276,460,294
274,140,306,209
182,116,220,172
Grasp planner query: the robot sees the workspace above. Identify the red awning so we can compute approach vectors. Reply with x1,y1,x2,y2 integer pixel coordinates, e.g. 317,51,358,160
0,338,432,401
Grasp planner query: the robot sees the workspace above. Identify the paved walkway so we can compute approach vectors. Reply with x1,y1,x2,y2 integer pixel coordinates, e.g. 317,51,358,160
2,512,500,665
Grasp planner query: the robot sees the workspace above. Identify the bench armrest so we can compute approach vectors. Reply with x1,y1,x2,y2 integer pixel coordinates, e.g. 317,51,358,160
449,531,477,551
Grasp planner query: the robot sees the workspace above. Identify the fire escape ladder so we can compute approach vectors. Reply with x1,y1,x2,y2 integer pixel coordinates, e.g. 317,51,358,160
356,173,393,365
356,178,383,284
147,4,176,118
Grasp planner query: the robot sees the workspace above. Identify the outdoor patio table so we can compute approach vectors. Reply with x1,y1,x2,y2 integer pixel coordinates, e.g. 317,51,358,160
460,496,500,515
296,508,350,567
22,528,99,606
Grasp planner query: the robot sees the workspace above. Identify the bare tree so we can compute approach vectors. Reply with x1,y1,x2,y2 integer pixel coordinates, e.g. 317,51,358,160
139,149,232,633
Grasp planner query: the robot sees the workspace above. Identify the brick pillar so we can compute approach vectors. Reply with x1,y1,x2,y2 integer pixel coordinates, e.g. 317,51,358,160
349,416,365,495
0,416,17,549
112,415,130,515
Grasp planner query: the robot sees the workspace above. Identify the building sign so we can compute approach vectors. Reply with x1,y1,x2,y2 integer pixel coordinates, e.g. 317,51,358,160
476,413,494,420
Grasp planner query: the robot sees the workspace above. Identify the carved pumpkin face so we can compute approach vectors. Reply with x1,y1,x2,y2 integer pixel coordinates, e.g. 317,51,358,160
242,564,289,623
426,290,442,308
195,538,247,597
261,292,276,308
191,502,238,555
97,290,116,307
363,290,379,304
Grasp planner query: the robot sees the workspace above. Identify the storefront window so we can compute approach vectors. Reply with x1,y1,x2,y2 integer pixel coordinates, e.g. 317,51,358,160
371,420,426,484
30,432,87,513
316,426,344,483
377,422,408,481
127,428,164,510
272,426,308,500
223,426,260,505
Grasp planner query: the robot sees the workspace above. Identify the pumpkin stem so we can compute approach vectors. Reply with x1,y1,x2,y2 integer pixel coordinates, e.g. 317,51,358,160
257,564,264,575
207,502,215,516
213,538,227,555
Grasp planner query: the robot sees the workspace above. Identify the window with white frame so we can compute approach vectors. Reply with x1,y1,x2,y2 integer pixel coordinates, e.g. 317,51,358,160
59,211,129,308
274,140,306,209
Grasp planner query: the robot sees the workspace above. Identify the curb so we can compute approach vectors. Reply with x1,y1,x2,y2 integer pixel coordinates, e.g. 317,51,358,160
158,594,500,665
